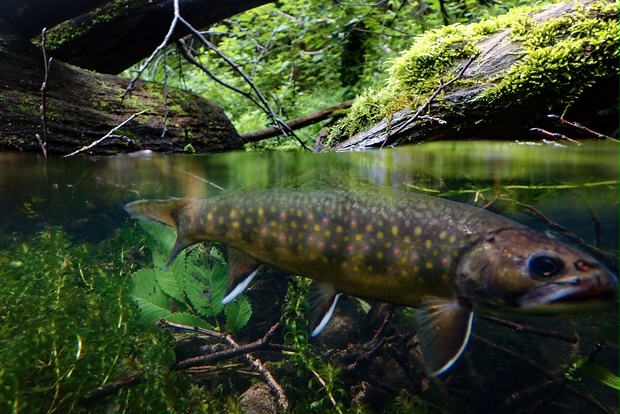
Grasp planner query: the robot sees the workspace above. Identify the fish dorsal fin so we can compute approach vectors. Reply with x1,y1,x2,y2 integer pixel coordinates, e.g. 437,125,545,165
222,248,261,304
308,281,342,337
416,297,474,377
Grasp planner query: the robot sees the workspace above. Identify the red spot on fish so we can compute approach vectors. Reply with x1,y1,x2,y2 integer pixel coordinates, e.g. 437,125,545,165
322,217,329,225
308,213,315,220
366,225,372,232
393,247,402,257
261,226,268,235
308,235,315,243
346,244,355,254
279,234,286,242
410,251,420,263
318,241,326,249
280,211,287,219
351,219,357,227
363,243,371,253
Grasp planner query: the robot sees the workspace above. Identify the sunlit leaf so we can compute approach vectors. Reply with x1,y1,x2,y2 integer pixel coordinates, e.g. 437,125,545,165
225,296,252,333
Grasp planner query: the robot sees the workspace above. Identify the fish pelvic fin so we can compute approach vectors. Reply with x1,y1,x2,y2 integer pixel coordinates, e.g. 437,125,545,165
222,248,261,304
124,198,195,269
308,281,341,337
416,296,474,377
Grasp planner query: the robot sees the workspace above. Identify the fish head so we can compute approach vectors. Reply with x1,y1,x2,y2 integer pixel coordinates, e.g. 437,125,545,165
456,228,618,315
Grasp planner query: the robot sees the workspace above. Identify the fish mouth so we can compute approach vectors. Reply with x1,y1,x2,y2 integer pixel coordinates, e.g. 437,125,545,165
517,277,619,314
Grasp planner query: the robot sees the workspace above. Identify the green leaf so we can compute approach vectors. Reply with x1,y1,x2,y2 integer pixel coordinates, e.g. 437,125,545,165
185,260,224,319
155,267,185,303
165,312,213,330
225,296,252,333
573,356,620,390
129,268,172,325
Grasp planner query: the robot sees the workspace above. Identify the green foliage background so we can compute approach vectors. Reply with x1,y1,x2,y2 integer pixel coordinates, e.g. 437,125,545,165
124,0,540,149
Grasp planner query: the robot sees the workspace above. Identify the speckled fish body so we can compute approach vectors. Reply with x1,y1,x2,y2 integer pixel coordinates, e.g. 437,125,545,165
156,188,515,306
125,187,618,376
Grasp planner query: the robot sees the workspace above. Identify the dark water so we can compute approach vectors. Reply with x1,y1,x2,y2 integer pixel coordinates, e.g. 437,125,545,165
0,141,617,413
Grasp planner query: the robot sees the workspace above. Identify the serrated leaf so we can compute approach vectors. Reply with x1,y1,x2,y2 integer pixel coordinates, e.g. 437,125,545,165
129,268,172,325
185,262,223,319
164,312,213,330
155,267,185,303
225,296,252,333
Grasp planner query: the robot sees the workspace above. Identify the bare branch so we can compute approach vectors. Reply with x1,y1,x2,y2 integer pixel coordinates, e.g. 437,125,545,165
64,110,148,157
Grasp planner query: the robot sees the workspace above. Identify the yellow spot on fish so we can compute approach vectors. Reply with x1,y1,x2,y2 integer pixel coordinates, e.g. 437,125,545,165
297,209,303,217
425,240,432,249
377,231,384,239
207,212,213,221
270,206,276,213
355,234,363,242
291,221,297,228
376,252,384,259
404,236,411,244
414,226,422,236
232,221,240,228
270,220,277,227
439,231,447,240
218,217,224,225
324,230,331,237
258,207,264,217
230,210,237,219
314,224,320,231
392,226,398,236
449,235,457,244
308,213,315,220
425,262,434,270
245,217,253,225
336,225,343,234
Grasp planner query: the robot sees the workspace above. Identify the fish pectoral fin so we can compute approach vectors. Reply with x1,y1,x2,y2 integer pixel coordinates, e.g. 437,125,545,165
416,296,474,377
222,248,261,304
308,281,341,337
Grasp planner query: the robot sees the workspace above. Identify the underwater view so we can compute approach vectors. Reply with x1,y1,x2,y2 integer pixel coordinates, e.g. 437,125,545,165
0,141,618,414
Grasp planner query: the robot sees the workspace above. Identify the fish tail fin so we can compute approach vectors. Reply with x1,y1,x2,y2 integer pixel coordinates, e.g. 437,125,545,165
124,198,192,228
124,198,195,269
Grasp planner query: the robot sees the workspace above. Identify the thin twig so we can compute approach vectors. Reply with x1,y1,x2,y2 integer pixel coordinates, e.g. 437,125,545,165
161,321,289,411
64,110,148,157
384,52,480,148
177,17,311,150
548,114,619,142
37,27,52,158
121,0,181,103
478,315,578,343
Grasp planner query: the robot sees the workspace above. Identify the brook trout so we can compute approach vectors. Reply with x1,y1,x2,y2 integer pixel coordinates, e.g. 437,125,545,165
125,187,618,376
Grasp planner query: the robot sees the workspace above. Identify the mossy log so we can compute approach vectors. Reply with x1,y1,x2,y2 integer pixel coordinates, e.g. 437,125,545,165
0,20,243,155
0,0,271,74
328,0,619,151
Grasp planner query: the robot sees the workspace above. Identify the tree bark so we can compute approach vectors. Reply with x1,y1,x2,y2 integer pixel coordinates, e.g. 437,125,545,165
0,0,273,74
241,100,353,142
331,0,619,151
0,20,243,155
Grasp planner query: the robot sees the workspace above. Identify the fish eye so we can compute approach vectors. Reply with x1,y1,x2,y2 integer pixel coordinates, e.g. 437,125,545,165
527,252,565,279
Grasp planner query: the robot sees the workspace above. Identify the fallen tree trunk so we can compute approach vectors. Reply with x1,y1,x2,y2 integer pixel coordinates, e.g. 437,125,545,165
241,100,353,142
329,0,619,151
0,21,243,155
0,0,272,74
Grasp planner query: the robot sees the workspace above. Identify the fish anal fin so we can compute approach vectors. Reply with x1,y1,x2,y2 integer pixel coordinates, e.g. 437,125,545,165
308,281,341,337
416,296,473,377
222,248,261,304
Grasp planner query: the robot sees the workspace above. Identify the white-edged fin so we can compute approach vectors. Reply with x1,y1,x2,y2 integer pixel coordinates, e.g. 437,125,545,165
308,281,342,337
416,297,474,377
222,248,261,304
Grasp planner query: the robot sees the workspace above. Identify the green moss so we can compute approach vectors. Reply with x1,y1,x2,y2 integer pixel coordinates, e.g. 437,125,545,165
42,0,147,51
480,1,619,107
328,0,618,145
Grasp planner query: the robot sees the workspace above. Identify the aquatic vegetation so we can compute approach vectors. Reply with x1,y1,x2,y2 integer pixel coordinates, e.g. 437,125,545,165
128,220,252,333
